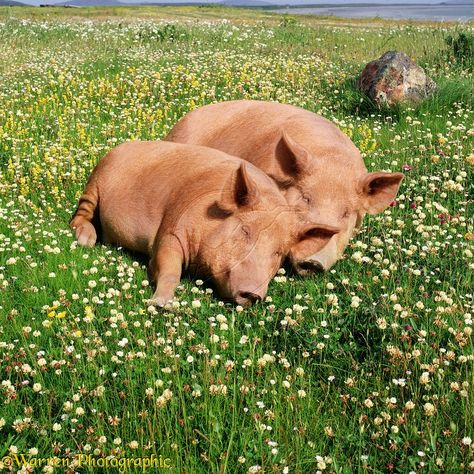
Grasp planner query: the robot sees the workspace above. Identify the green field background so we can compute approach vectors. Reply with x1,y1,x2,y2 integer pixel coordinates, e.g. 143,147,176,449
0,6,473,473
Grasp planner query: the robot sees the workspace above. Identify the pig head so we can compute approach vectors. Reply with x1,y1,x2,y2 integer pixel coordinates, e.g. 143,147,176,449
166,100,403,274
192,162,311,305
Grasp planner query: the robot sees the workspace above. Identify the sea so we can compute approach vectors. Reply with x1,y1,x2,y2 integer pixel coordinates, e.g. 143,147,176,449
272,5,474,22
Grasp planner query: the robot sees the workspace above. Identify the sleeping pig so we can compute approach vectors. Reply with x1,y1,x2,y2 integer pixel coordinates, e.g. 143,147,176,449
166,100,404,274
70,141,316,306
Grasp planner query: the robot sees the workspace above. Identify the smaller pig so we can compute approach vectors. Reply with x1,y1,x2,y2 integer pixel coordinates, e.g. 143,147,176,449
70,141,314,306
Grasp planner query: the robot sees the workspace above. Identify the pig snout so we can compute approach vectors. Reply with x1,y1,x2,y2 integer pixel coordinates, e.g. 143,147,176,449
216,270,269,306
224,256,273,306
212,267,269,306
235,291,263,306
295,255,333,276
229,272,269,306
234,287,266,306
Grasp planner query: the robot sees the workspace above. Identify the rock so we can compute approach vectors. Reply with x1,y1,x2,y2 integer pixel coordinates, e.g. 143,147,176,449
358,51,436,106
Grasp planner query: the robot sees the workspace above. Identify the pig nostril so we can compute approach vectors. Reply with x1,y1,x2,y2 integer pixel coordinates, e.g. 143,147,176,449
298,260,325,273
238,292,262,304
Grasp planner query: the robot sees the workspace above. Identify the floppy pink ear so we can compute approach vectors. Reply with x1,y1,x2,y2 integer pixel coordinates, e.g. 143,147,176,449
361,172,404,214
288,222,340,264
218,163,260,212
273,131,311,181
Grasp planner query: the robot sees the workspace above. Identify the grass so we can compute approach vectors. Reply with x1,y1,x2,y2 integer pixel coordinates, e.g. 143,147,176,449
0,6,473,474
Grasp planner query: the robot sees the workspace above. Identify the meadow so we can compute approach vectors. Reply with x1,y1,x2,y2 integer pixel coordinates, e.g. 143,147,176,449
0,6,473,473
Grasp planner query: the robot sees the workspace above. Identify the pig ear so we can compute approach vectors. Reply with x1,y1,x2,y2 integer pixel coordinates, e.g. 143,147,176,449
218,163,260,212
361,172,404,215
233,163,260,207
298,223,340,241
272,131,311,183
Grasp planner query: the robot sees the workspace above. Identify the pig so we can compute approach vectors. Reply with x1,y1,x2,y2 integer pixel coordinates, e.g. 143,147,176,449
166,100,404,274
70,141,315,306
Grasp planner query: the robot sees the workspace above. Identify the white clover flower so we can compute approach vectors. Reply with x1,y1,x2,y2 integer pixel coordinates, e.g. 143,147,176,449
376,318,387,330
351,296,361,308
248,465,262,473
420,372,430,384
424,403,436,416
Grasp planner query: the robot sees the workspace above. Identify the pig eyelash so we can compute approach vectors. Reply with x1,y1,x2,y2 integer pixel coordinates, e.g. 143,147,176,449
241,225,251,237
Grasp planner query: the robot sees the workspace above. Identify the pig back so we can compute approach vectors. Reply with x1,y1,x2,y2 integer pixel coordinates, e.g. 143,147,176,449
92,141,243,255
166,100,363,172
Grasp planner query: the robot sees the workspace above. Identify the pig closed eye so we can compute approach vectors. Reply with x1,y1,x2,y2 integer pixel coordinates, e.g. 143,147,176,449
302,194,311,205
342,209,350,219
241,225,251,238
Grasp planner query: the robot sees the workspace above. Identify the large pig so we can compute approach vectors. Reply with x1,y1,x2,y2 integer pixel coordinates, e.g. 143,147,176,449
70,141,314,306
166,100,404,274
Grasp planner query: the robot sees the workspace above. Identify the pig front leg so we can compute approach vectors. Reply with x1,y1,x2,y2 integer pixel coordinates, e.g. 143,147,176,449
148,237,183,307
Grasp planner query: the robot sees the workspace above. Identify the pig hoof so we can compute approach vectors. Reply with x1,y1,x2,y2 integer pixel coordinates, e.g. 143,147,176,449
76,224,97,248
149,296,172,308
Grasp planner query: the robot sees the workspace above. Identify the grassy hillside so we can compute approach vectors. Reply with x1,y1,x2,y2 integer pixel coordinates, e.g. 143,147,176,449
0,7,473,473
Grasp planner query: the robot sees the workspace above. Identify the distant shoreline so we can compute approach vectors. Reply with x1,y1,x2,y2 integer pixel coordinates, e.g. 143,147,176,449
271,4,473,21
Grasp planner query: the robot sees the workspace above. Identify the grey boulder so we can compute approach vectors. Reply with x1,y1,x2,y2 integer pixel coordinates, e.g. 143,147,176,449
358,51,436,106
